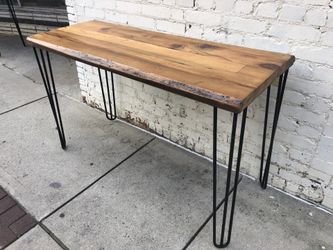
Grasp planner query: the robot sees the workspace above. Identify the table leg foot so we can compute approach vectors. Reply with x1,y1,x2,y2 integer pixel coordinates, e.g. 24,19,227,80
98,68,117,120
213,107,247,248
259,70,289,189
33,48,66,149
6,0,25,46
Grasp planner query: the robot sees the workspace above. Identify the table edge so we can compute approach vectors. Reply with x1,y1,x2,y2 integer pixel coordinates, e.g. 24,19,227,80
27,32,295,113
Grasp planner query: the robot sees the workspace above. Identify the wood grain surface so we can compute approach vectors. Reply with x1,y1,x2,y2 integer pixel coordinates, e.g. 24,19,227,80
27,20,295,112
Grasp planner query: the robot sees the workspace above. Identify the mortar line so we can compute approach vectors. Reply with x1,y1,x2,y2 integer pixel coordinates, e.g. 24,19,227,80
0,196,16,216
0,186,39,250
0,96,47,115
40,137,156,223
3,224,39,250
39,222,69,250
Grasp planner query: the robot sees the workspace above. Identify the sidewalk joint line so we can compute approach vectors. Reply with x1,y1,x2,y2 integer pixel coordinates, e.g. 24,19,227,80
39,222,69,250
0,96,47,115
40,137,156,222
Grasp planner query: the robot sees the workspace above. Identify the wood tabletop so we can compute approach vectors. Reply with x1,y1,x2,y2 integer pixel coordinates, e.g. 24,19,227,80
27,20,295,113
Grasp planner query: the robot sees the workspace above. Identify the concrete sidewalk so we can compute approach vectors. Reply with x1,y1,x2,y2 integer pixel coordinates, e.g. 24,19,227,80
1,34,333,250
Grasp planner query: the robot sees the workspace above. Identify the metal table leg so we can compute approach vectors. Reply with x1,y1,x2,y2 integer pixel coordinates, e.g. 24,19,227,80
260,70,289,189
98,68,117,120
6,0,25,46
32,50,119,149
33,48,66,149
213,107,247,248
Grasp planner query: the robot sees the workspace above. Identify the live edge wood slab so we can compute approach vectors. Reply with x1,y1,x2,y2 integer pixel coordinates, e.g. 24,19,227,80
27,20,295,113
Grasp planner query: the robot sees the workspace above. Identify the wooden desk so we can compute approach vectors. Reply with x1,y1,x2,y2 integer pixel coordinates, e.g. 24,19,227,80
27,20,294,113
27,21,294,248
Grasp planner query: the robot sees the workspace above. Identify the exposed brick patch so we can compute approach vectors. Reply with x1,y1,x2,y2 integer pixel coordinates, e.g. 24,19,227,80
9,214,36,237
0,228,16,249
0,187,36,249
0,196,16,214
0,188,6,200
0,5,68,37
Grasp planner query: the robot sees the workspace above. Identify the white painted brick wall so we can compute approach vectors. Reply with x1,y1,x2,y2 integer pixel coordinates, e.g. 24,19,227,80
256,2,279,18
65,0,333,211
279,5,306,22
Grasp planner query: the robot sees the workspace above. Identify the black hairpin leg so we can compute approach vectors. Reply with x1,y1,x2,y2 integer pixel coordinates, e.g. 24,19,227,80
213,107,247,248
98,68,117,120
260,70,289,189
33,48,66,149
6,0,25,46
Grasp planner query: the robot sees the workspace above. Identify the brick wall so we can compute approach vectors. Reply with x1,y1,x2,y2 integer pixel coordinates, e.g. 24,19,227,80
0,5,68,36
65,0,333,211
